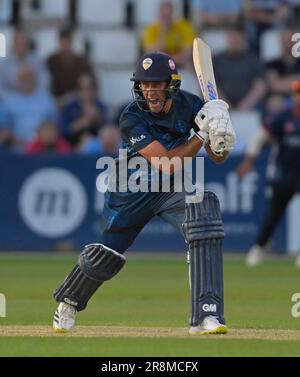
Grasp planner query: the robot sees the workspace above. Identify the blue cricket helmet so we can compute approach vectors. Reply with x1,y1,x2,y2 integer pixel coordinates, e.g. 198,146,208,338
131,51,181,111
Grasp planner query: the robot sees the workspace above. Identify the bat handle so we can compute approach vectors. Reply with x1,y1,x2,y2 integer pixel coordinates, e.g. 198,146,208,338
214,137,226,153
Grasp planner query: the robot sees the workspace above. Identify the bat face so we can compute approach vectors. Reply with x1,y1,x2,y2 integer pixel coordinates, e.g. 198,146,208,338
193,37,226,153
193,37,218,102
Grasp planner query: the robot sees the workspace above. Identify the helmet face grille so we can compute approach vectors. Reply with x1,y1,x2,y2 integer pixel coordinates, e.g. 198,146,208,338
131,77,181,112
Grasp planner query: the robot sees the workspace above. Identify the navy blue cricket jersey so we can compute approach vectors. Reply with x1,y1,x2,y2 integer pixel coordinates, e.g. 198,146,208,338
99,90,204,250
120,90,203,156
114,90,203,190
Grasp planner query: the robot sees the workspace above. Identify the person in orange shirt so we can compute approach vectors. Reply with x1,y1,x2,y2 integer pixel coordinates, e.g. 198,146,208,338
142,1,196,69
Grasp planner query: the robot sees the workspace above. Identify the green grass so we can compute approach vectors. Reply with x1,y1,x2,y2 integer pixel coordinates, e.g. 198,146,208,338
1,252,300,356
3,338,300,357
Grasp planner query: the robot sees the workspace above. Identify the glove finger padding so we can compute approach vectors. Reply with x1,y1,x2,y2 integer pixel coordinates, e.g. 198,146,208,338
209,117,236,153
224,133,236,151
195,100,229,132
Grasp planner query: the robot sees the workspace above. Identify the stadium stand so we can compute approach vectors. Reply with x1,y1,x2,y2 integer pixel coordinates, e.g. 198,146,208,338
134,0,183,26
21,0,70,23
97,67,133,109
0,0,12,24
33,27,86,58
201,29,228,55
88,30,138,67
77,0,125,28
260,29,283,63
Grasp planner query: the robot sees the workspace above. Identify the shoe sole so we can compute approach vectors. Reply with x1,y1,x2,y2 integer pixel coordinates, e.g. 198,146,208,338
189,325,228,335
53,324,72,333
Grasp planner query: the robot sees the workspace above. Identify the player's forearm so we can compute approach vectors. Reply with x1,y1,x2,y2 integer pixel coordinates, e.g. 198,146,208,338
166,135,203,160
160,136,204,174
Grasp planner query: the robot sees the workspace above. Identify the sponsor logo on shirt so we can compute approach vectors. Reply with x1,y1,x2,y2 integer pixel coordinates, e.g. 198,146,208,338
130,135,146,145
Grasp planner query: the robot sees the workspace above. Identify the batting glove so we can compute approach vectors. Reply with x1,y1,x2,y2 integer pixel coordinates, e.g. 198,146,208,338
194,99,229,143
209,117,236,154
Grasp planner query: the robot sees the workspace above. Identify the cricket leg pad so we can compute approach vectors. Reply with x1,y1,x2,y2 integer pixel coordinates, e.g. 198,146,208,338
183,191,225,326
54,243,126,311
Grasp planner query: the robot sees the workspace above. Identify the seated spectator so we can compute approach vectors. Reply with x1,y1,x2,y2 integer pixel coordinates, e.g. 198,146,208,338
47,27,94,106
2,66,59,149
25,120,71,155
192,0,242,29
266,27,300,96
243,0,289,54
79,124,120,157
214,25,266,111
61,74,109,147
0,28,50,96
141,1,196,69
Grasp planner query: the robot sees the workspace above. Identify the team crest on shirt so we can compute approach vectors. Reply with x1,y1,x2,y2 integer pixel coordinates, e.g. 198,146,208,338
142,58,153,70
175,120,187,133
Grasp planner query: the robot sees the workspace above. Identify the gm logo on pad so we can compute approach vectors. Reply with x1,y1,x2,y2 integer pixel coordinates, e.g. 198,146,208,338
202,303,217,312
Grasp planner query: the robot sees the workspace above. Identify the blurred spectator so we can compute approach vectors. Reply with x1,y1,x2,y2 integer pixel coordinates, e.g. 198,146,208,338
47,27,94,106
264,93,286,117
266,27,300,96
141,1,196,69
61,74,109,147
0,29,50,95
25,120,71,155
2,66,59,149
79,124,120,157
244,0,289,54
214,26,266,110
236,79,300,267
192,0,242,29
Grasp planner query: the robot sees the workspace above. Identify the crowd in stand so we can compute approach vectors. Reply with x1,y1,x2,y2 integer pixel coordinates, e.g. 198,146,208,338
0,0,299,156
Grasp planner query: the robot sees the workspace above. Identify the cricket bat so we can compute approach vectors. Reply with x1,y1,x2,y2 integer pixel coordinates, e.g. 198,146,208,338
193,37,225,152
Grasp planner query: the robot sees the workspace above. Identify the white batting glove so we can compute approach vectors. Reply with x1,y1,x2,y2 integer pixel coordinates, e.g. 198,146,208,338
194,99,229,143
209,117,236,154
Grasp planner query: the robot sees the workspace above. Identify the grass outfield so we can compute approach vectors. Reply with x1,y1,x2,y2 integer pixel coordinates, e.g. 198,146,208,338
0,252,300,356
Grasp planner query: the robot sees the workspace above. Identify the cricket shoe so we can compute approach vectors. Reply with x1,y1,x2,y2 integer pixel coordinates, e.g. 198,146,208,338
245,244,265,267
53,302,76,333
295,254,300,268
189,315,228,335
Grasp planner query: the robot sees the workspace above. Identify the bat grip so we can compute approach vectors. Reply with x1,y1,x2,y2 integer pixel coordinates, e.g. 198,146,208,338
214,137,226,153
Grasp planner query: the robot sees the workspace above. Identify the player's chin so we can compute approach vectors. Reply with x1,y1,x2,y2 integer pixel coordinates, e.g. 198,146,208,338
148,102,164,113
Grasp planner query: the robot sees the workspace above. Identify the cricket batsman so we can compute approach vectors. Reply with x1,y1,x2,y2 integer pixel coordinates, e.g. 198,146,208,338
53,51,236,335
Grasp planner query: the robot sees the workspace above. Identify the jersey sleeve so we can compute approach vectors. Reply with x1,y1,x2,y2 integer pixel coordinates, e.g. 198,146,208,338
191,95,204,131
120,112,156,151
